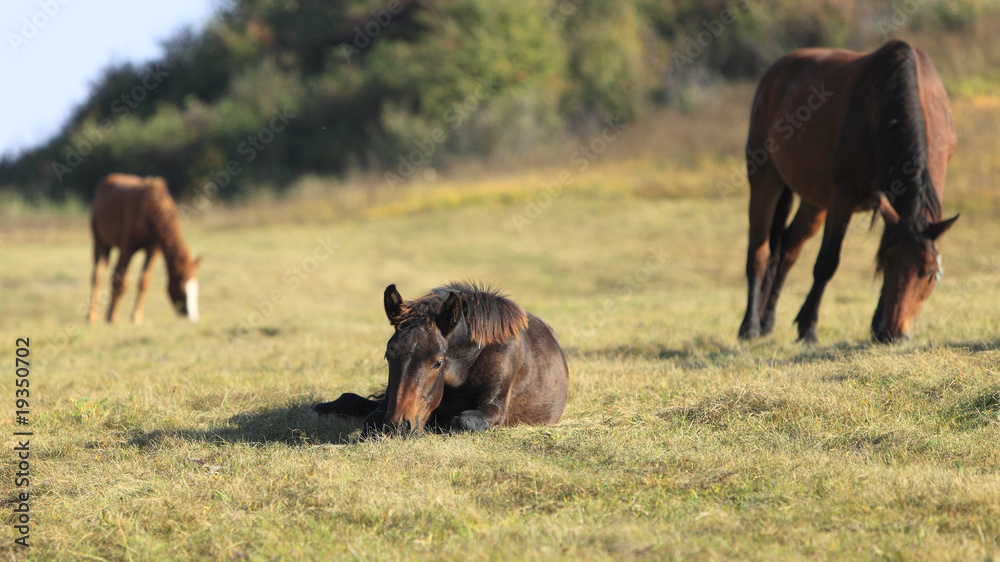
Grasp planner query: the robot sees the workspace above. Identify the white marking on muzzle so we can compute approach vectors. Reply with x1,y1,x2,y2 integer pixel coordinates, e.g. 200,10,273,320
185,278,200,322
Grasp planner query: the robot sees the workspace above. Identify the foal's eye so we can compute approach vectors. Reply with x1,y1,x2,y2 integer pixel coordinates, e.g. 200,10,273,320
432,359,443,369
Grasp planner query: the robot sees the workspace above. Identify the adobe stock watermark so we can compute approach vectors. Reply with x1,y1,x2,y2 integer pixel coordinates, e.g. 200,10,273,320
878,0,929,39
510,117,627,233
546,0,586,28
339,0,405,63
179,105,297,222
50,64,170,181
932,254,1000,331
714,83,834,197
232,235,339,343
877,122,955,210
383,75,497,189
671,0,750,76
7,0,72,53
569,247,669,339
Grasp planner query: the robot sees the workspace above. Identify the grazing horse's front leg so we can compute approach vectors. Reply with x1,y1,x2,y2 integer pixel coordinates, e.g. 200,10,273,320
107,246,136,323
794,199,853,343
131,248,159,324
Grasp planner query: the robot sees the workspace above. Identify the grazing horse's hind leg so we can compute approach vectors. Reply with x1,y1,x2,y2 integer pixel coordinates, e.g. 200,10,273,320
107,246,136,323
89,243,111,324
794,197,854,343
760,201,827,335
757,187,793,334
131,248,159,324
739,166,788,340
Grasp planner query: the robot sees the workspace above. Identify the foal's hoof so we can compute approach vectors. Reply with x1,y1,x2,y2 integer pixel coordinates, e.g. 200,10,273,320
312,401,339,416
312,393,377,417
449,411,489,432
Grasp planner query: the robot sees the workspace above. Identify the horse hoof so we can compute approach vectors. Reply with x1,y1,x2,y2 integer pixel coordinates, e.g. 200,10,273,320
797,330,818,344
873,330,911,344
738,326,760,340
312,401,338,416
450,411,489,432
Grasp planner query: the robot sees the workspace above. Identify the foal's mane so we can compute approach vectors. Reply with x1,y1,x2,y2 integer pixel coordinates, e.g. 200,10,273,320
854,41,943,268
395,282,529,346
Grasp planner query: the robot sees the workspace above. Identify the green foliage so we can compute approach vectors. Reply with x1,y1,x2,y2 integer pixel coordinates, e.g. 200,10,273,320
3,0,999,202
365,0,566,159
559,0,656,122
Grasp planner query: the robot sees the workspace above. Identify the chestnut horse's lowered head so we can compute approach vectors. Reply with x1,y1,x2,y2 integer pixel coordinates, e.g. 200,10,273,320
872,191,958,343
167,253,202,321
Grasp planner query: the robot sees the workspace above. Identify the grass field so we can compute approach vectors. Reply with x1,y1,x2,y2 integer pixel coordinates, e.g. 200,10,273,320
3,88,1000,560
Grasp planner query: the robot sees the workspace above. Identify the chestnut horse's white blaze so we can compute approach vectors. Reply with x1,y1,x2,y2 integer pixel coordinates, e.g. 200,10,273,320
89,173,201,324
185,278,200,322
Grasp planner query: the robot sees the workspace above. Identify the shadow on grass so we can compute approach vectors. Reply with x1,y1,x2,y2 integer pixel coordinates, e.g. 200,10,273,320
568,336,740,367
928,339,1000,353
569,344,692,361
575,334,1000,372
125,399,365,448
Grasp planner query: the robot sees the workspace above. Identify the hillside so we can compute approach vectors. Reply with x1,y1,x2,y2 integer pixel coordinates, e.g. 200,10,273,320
3,0,999,203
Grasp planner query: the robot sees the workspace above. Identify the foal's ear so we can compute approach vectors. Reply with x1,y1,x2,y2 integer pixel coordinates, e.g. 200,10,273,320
436,292,464,338
877,192,900,226
193,254,203,269
926,214,959,241
384,284,404,326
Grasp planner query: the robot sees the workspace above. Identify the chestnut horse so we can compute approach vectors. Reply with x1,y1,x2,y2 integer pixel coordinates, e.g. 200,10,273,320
89,173,201,324
738,40,958,343
314,282,569,437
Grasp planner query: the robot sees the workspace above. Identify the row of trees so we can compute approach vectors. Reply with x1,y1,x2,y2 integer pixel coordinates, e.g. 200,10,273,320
0,0,990,201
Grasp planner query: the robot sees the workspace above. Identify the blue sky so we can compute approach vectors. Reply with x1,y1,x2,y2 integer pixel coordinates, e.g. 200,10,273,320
0,1,218,157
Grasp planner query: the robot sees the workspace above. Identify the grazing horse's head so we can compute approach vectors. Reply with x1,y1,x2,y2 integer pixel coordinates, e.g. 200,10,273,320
168,256,202,322
379,284,467,434
874,193,958,342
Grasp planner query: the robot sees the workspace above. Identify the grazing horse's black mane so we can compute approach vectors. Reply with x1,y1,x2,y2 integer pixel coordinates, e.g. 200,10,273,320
393,281,528,346
855,41,943,267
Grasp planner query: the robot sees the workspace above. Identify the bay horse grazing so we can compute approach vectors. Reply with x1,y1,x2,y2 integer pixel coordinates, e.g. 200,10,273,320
738,40,958,344
89,173,201,324
314,282,569,438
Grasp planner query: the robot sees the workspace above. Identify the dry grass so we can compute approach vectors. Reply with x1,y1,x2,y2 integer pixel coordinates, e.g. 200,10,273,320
2,76,1000,560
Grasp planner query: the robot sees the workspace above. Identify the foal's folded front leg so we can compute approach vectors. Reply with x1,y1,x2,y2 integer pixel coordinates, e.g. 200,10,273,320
449,403,503,432
313,392,382,417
